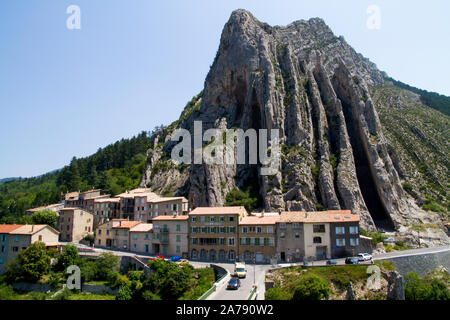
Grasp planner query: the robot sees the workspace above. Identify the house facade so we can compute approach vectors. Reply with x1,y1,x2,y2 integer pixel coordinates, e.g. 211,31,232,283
151,215,189,257
57,208,93,242
238,213,279,263
277,210,360,262
188,206,247,262
0,224,60,275
129,223,153,254
93,197,120,228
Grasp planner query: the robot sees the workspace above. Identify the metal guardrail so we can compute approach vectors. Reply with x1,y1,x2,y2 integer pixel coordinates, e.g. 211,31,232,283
248,285,257,300
197,267,229,300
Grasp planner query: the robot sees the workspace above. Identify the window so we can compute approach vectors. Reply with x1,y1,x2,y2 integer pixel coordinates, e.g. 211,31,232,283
176,224,181,232
176,246,180,253
336,238,346,246
229,227,235,233
38,235,43,241
191,217,197,222
313,237,322,244
191,238,198,245
229,216,234,222
219,238,226,245
141,198,145,204
350,238,359,246
176,235,181,242
246,238,251,245
12,247,18,252
98,230,102,235
219,216,224,222
295,232,300,238
201,216,205,222
269,238,274,246
98,239,101,245
1,235,6,241
0,258,3,264
279,223,286,229
201,227,207,234
349,226,359,234
228,238,235,246
14,236,19,242
313,225,325,233
219,227,226,233
293,223,300,229
256,227,262,234
280,232,285,238
1,246,5,252
266,226,273,234
191,227,196,233
133,234,138,240
242,227,248,234
210,217,215,222
335,226,345,235
106,230,110,236
254,237,260,246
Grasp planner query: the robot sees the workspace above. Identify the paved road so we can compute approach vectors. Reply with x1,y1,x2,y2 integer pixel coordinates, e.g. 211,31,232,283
68,242,450,300
207,263,271,300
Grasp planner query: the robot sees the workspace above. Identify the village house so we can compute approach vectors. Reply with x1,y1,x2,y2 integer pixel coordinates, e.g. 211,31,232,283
238,212,279,263
152,215,189,257
57,208,93,242
25,203,64,216
277,210,360,262
63,189,110,213
188,206,247,262
111,220,141,250
93,197,121,228
0,224,60,275
129,223,153,254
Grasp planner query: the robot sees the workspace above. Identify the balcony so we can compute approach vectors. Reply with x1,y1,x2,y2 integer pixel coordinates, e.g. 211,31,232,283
160,228,169,233
161,238,169,244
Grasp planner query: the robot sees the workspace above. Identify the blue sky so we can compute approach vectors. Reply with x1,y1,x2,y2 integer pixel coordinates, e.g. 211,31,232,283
0,0,448,179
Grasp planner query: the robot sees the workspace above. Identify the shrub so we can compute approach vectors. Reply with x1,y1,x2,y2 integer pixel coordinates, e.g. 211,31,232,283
6,242,51,283
142,290,161,300
291,274,330,300
265,287,291,300
96,253,120,280
116,285,132,300
56,244,79,271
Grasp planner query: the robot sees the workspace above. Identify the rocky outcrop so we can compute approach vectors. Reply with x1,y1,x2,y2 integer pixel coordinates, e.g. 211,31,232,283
140,10,449,238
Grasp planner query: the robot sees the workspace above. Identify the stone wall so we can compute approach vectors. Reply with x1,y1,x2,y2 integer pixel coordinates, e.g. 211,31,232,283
386,250,450,277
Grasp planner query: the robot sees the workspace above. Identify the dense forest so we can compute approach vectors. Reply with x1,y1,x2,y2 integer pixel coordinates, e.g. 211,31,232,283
0,129,161,223
386,77,450,116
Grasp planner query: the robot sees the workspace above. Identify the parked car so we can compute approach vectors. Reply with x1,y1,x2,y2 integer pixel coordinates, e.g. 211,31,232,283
357,253,373,261
326,259,337,265
226,277,241,290
176,259,189,265
384,237,395,244
345,257,359,264
170,256,181,262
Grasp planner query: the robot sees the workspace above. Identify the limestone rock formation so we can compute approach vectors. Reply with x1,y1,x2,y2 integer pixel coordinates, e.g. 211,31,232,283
140,10,449,240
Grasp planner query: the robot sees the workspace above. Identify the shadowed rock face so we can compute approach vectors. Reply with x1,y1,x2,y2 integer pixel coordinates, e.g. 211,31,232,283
140,10,435,232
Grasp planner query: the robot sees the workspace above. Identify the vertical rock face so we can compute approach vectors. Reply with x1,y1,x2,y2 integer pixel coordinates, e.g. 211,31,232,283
141,9,434,232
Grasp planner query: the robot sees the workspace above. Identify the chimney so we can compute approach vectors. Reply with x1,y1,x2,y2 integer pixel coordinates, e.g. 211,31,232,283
278,209,282,215
261,210,265,218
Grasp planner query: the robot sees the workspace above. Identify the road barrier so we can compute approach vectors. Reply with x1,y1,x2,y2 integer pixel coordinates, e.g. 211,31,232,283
197,265,229,300
248,285,258,300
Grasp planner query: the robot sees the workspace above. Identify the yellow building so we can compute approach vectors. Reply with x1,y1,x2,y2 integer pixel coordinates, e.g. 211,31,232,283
238,213,279,263
188,206,247,262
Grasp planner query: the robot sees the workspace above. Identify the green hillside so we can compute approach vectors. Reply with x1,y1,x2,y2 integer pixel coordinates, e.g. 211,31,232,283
0,130,155,223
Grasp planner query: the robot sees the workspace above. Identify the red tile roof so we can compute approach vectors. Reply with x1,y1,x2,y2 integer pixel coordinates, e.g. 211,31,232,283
0,224,24,234
240,215,280,225
280,210,359,223
152,215,189,221
189,206,247,215
112,221,141,229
